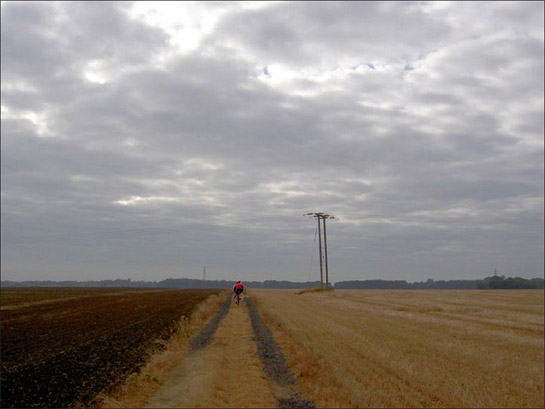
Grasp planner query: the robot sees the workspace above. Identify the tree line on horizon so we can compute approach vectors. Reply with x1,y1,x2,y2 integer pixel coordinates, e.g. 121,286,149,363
334,275,544,290
475,275,544,289
1,275,543,289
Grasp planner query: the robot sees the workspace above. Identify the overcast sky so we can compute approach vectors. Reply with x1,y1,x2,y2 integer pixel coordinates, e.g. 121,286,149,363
1,1,543,283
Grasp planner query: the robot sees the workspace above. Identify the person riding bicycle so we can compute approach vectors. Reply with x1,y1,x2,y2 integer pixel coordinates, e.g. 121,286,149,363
233,281,244,299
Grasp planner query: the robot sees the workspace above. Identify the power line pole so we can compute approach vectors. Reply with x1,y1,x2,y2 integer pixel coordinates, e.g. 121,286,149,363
306,212,336,288
317,215,323,287
322,215,329,287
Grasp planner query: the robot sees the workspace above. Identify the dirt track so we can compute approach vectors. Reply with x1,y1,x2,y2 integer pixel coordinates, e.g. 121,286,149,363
144,294,314,408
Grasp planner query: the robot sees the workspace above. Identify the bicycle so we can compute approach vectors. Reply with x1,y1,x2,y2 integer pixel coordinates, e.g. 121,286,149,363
234,292,241,306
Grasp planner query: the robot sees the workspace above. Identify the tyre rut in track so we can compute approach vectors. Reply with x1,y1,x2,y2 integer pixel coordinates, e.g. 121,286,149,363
189,295,232,350
144,294,315,408
245,297,315,409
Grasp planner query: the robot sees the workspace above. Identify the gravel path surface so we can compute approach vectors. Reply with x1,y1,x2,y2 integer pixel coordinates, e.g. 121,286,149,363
245,296,315,409
188,295,231,350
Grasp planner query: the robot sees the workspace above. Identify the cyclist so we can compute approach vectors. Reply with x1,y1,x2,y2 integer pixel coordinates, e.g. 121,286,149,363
233,281,244,301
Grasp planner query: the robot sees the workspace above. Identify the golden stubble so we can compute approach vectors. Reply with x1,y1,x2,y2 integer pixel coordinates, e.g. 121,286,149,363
95,290,229,408
251,289,545,408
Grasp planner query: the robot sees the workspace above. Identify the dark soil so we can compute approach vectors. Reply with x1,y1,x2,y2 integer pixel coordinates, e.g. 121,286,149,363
0,288,220,408
245,297,316,409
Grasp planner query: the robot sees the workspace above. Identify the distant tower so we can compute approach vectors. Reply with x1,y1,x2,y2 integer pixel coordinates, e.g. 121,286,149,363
202,266,206,281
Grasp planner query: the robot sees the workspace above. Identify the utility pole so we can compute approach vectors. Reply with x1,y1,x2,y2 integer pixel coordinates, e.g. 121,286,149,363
322,215,329,287
317,215,323,287
306,212,336,288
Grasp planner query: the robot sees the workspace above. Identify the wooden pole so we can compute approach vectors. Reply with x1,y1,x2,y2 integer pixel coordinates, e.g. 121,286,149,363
317,215,323,288
323,216,329,287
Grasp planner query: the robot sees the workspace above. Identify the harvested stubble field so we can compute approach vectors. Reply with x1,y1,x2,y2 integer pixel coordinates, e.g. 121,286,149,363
251,289,544,408
0,287,221,408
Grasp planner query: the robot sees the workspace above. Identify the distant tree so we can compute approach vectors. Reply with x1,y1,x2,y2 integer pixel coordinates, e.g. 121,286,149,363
477,275,544,289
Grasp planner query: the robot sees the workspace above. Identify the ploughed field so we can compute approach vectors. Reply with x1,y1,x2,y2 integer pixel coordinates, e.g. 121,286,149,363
251,289,545,408
0,287,221,408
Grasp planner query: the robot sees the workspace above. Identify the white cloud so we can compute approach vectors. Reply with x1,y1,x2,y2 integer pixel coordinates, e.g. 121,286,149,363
114,195,182,206
1,107,53,138
127,1,236,63
82,60,108,84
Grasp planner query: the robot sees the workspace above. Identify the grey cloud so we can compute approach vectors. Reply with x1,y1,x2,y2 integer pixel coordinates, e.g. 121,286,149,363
212,1,450,65
1,1,543,282
1,1,169,103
